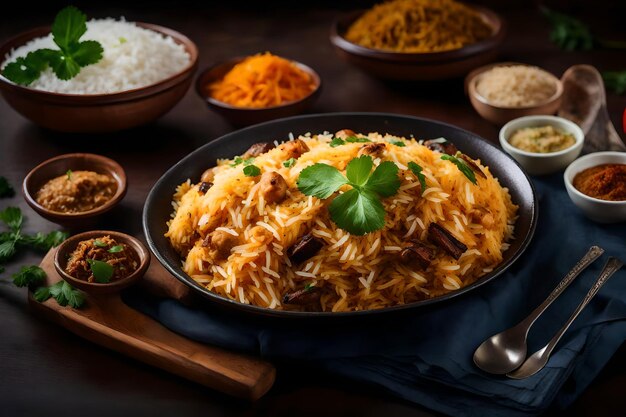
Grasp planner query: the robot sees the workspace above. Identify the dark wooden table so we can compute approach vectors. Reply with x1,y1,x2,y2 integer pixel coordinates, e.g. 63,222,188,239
1,1,625,416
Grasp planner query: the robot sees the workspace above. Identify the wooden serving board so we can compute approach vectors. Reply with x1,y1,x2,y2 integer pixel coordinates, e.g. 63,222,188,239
28,249,276,400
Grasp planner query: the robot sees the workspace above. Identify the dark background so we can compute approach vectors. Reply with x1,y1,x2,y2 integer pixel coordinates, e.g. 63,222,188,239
1,1,625,416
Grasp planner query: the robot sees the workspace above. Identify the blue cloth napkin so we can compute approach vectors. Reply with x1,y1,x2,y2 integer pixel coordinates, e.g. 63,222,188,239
124,173,626,416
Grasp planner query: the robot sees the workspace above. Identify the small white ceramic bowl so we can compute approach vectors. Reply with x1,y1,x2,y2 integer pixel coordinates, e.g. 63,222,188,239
499,115,584,175
564,151,626,223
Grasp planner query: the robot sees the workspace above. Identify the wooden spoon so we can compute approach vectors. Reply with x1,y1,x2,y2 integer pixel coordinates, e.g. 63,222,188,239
558,64,626,154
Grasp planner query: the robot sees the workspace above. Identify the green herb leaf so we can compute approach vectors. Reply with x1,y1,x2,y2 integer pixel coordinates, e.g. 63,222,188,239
283,158,297,168
87,259,114,283
363,161,400,197
119,37,127,44
603,71,626,95
345,155,373,187
108,245,124,253
65,283,85,308
230,156,255,167
93,239,107,248
297,164,348,199
0,240,16,263
1,49,55,85
66,169,73,181
243,165,261,177
69,40,104,67
389,140,406,147
33,286,51,302
329,137,345,147
49,281,67,305
441,154,477,185
345,136,371,143
12,265,46,288
304,282,315,291
408,162,427,194
541,6,594,51
329,188,385,235
0,177,15,198
21,230,69,251
0,206,23,232
51,6,88,52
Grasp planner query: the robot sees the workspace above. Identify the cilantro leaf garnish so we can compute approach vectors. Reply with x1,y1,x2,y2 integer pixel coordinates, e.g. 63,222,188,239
1,7,103,85
329,136,371,148
230,156,255,167
329,137,345,147
441,154,477,185
389,140,406,147
12,265,46,288
0,177,15,198
93,239,107,248
283,158,296,168
66,169,73,181
408,162,427,194
34,286,52,302
108,245,123,253
0,206,23,232
243,165,261,177
87,259,114,283
297,155,400,235
21,231,69,251
35,281,84,308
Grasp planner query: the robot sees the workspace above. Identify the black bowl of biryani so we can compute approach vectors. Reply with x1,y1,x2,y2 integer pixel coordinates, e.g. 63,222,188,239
330,0,506,80
143,112,537,319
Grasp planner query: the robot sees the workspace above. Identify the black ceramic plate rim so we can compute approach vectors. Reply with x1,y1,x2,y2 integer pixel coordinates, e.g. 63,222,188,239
143,112,538,319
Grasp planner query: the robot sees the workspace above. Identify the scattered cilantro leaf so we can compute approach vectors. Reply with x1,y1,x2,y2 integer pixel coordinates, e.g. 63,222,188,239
441,154,477,185
363,161,400,197
243,165,261,177
408,162,427,194
304,282,315,291
329,188,385,235
389,140,406,147
297,164,348,199
66,169,73,181
329,137,345,147
21,231,69,251
0,206,23,232
12,265,46,288
230,156,255,167
87,259,114,283
108,245,124,253
65,283,85,308
48,281,67,305
603,71,626,95
345,155,373,187
1,7,104,85
283,158,297,168
0,177,15,198
34,286,51,302
345,136,371,143
0,240,16,263
93,239,107,248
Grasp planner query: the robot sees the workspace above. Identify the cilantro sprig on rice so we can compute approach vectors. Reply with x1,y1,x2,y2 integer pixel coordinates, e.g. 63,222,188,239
2,6,103,85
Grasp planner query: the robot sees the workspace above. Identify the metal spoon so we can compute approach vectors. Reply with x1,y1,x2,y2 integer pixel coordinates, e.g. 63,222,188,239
473,246,604,375
508,257,623,379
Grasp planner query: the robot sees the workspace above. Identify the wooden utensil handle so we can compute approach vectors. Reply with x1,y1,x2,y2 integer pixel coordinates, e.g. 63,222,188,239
31,296,275,400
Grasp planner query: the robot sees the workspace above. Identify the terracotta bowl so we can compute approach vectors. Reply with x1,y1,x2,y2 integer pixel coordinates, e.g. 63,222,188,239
23,153,127,228
0,23,198,133
196,56,322,126
54,230,150,295
329,6,505,81
466,62,563,125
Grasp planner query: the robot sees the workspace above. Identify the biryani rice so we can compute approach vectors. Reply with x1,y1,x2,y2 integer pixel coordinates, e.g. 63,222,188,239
166,132,518,312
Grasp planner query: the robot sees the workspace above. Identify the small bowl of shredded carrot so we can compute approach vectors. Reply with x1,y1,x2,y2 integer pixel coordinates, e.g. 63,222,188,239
197,53,321,126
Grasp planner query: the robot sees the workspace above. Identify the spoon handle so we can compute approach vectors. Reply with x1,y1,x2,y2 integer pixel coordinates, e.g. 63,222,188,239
520,246,604,329
543,257,623,355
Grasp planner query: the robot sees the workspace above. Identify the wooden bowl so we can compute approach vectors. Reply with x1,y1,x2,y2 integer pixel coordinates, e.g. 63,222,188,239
54,230,150,295
329,7,505,81
23,153,127,228
195,56,322,126
466,62,563,125
0,23,198,133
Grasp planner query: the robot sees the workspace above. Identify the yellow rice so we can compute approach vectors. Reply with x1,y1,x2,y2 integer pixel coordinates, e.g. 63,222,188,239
165,132,518,312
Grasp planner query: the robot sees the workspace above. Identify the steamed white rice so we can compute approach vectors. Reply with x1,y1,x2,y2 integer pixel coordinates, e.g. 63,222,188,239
1,19,191,94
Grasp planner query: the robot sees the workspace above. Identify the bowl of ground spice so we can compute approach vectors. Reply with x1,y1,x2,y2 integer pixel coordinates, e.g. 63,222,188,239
564,152,626,223
23,153,127,227
54,230,150,294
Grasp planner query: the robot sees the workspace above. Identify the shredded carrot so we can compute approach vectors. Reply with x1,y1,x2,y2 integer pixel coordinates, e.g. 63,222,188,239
208,53,317,108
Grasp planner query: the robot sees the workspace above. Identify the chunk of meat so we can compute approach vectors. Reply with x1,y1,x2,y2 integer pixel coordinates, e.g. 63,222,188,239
428,223,467,260
334,129,356,139
200,167,217,183
243,142,275,158
424,139,458,155
358,142,386,158
259,171,288,204
282,287,321,305
198,182,212,194
470,207,495,228
287,233,324,264
279,139,309,159
399,240,434,269
204,230,238,261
